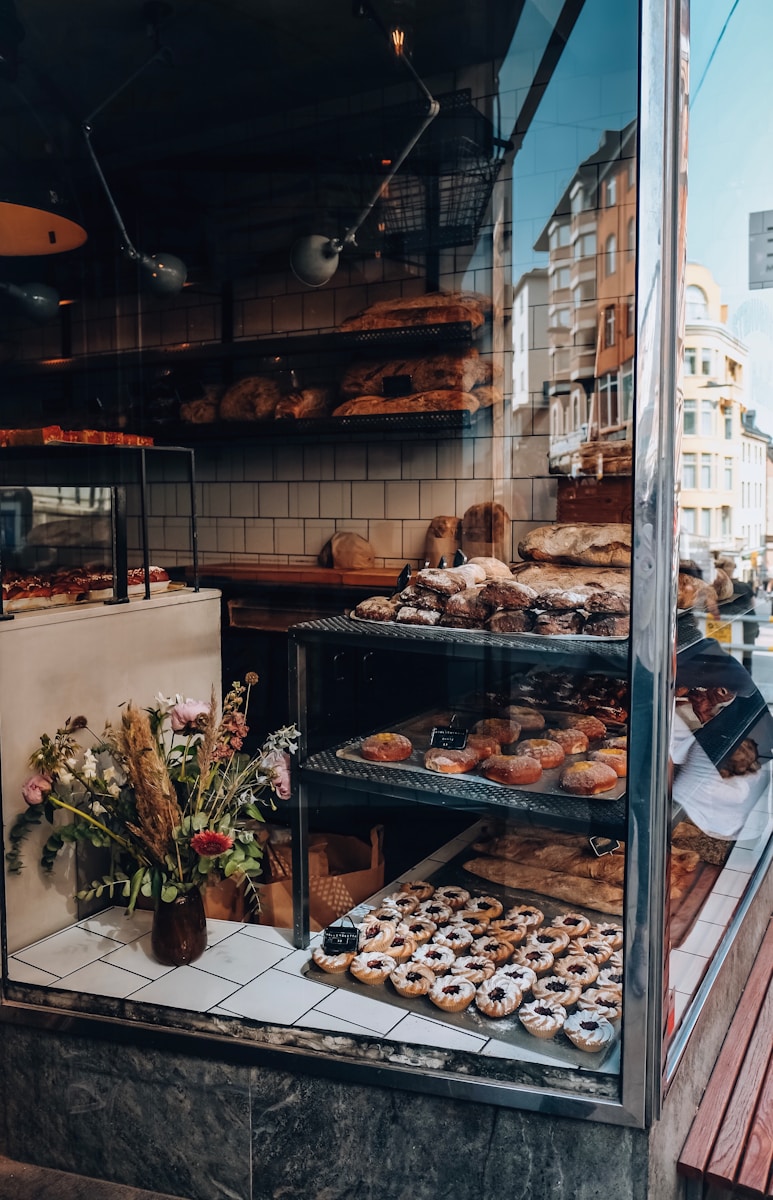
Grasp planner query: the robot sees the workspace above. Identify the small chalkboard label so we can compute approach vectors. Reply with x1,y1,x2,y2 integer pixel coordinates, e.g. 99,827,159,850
430,726,469,749
437,556,447,569
322,920,360,954
589,836,621,858
453,549,468,566
396,563,411,592
382,374,413,398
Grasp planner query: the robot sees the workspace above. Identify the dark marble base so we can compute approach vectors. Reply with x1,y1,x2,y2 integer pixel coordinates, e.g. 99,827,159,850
0,1155,189,1200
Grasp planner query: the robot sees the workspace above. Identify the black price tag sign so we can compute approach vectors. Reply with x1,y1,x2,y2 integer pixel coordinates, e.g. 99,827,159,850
589,836,621,858
382,374,413,398
453,549,468,566
430,726,469,749
322,923,359,954
396,563,412,592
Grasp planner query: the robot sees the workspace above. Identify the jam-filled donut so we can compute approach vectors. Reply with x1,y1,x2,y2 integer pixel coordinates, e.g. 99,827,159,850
493,963,537,994
518,997,567,1040
512,945,555,976
311,946,355,974
588,748,628,777
545,727,589,756
507,904,544,929
402,916,437,945
592,923,624,951
471,935,512,965
360,732,413,761
577,988,623,1023
472,717,522,745
450,955,496,984
433,925,474,954
423,746,480,774
501,704,545,732
558,714,607,741
369,906,404,924
480,753,542,786
389,962,435,998
526,927,571,957
350,952,397,984
570,937,613,966
433,885,470,911
515,738,565,769
428,975,476,1013
358,919,396,952
417,900,453,925
559,760,618,795
466,895,504,920
466,733,502,761
563,1010,616,1052
489,918,528,945
396,879,434,902
475,975,522,1018
549,912,591,938
553,954,599,986
532,974,582,1008
411,943,455,974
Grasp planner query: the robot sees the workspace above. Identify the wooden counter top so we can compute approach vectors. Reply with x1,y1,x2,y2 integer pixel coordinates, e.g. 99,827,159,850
190,563,401,589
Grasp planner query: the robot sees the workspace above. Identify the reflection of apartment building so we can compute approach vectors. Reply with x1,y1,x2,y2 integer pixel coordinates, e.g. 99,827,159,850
511,268,548,413
679,263,768,574
534,122,636,467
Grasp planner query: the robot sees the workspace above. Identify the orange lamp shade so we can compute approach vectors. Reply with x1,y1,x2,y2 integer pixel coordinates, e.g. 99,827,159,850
0,200,87,256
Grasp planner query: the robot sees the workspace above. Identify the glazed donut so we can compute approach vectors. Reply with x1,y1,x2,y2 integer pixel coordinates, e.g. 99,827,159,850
450,955,497,984
570,937,613,966
577,988,623,1022
563,1010,616,1052
402,916,437,945
588,748,628,777
545,727,589,756
553,954,599,986
558,714,607,740
423,746,480,774
492,963,537,994
358,919,396,952
432,885,470,911
475,975,522,1018
472,717,522,745
428,975,476,1013
501,704,545,731
512,945,555,976
526,927,571,957
515,738,565,769
380,892,420,915
489,918,528,945
507,904,544,929
592,924,624,951
597,966,624,992
559,760,618,795
350,952,397,984
518,998,567,1039
451,911,490,936
395,879,434,901
466,733,502,761
480,753,542,786
410,943,456,973
360,732,413,761
386,930,417,961
389,962,436,998
471,935,512,965
417,900,453,925
311,946,355,974
433,925,474,954
549,912,591,938
466,894,504,920
532,974,582,1008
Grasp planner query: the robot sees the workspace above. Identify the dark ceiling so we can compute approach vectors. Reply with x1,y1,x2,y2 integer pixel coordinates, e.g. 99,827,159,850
0,0,562,295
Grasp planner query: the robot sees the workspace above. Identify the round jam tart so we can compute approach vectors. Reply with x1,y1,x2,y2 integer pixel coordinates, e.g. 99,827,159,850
475,975,522,1018
428,976,476,1012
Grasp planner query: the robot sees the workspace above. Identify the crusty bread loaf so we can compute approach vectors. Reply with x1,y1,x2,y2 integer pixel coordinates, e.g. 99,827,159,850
462,857,623,915
677,572,719,613
332,390,480,417
219,375,281,421
469,384,503,409
443,587,491,622
274,387,334,419
471,832,626,884
463,502,509,542
510,562,631,595
338,290,492,333
339,350,491,400
518,523,631,566
467,556,512,580
427,515,462,539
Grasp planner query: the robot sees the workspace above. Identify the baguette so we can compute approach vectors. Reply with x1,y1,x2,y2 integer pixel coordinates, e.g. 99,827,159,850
462,857,623,915
332,390,479,417
471,834,625,884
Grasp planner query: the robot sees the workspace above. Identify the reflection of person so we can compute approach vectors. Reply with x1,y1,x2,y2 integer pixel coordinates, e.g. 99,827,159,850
716,556,759,673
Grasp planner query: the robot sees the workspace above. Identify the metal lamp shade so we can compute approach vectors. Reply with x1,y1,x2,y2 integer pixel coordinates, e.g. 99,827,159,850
138,251,187,296
0,281,61,321
290,234,341,288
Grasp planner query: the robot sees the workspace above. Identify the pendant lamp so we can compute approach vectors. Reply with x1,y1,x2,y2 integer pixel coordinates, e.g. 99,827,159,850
0,181,87,257
0,280,60,322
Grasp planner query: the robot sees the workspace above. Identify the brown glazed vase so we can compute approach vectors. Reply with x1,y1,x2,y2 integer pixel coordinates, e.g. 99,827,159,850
151,888,207,966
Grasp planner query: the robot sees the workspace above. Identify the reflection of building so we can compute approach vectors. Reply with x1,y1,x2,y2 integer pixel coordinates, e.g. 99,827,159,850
511,268,548,413
534,122,636,470
679,263,769,576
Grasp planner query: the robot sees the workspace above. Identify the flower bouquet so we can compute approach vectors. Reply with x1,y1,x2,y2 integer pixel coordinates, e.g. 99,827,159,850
7,675,298,931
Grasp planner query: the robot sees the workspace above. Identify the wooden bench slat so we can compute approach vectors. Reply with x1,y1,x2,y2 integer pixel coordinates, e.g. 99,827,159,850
705,977,773,1188
679,922,773,1179
735,1046,773,1197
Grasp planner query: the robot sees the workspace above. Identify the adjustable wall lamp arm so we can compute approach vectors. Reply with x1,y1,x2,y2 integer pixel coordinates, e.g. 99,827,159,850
81,122,141,261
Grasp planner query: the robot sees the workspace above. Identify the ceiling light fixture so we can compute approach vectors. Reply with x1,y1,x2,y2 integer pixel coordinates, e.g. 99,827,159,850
290,14,439,287
0,280,60,322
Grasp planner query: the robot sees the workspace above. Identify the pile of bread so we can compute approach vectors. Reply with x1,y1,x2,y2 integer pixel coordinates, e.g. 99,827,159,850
179,291,500,424
353,524,634,639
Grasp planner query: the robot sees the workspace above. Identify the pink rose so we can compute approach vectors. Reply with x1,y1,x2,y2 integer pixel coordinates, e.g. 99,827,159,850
22,773,52,806
170,699,210,733
263,749,291,800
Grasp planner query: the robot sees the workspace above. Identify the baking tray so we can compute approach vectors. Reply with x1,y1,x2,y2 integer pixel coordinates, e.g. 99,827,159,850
335,708,627,803
302,847,622,1072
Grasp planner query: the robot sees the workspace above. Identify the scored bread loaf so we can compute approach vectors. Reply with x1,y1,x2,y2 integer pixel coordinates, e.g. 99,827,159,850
338,290,491,333
510,562,631,596
462,857,623,915
274,387,334,419
332,390,480,417
518,523,632,567
220,375,281,421
339,350,492,400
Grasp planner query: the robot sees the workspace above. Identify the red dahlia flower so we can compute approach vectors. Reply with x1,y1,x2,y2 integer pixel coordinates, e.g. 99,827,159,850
190,831,234,857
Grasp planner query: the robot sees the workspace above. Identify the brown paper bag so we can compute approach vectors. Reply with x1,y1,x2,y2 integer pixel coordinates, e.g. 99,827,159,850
423,515,461,567
257,826,385,931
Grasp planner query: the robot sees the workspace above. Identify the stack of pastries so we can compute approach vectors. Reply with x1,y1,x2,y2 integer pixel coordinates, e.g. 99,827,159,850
311,879,623,1054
